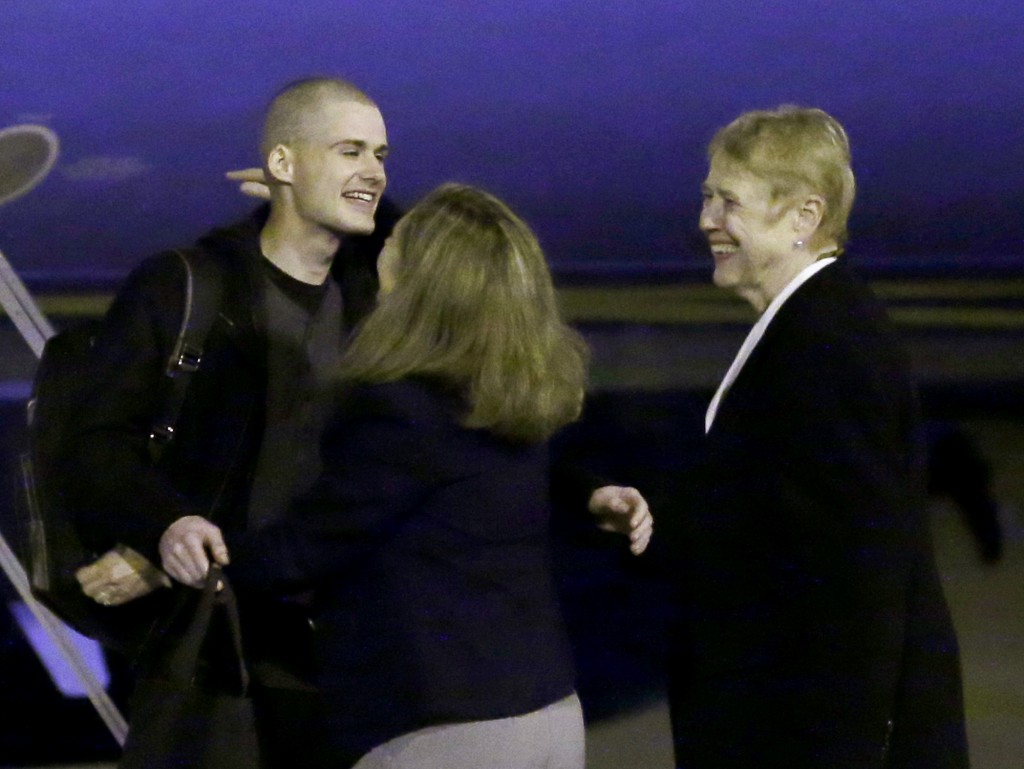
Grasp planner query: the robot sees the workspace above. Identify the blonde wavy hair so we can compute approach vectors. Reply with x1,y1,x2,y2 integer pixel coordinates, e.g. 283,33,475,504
339,183,589,443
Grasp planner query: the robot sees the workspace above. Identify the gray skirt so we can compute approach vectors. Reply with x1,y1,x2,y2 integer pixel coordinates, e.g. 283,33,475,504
351,693,585,769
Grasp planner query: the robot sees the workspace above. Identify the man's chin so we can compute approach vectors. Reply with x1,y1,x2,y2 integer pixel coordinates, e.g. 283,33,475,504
349,223,377,236
331,216,377,237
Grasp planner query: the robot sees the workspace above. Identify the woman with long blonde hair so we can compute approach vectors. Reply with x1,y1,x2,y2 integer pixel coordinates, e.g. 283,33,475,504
213,184,609,768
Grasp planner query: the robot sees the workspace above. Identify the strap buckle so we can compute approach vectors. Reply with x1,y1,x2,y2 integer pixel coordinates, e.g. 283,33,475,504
169,343,202,375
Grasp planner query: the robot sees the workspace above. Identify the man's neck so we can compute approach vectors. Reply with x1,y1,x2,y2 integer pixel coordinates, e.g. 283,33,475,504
259,207,340,286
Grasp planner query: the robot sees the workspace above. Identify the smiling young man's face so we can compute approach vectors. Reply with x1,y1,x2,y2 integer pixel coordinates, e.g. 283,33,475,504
288,99,389,236
699,154,801,312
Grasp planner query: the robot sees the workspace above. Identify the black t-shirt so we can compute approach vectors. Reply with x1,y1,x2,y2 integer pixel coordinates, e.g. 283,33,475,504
248,257,343,532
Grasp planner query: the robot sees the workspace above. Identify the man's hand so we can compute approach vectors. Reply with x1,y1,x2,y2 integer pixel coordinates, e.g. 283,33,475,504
158,516,230,588
226,168,270,200
75,545,171,606
588,485,654,555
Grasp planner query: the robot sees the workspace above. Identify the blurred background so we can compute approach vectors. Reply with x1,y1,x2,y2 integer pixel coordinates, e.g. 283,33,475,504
1,2,1022,767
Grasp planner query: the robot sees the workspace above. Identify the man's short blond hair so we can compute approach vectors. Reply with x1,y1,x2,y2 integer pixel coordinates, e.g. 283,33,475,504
260,77,376,160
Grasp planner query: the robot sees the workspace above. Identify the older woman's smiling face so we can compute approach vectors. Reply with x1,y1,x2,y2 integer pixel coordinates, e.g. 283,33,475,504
699,154,804,313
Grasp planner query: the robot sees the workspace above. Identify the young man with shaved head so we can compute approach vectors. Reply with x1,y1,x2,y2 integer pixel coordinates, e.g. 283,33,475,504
68,77,399,766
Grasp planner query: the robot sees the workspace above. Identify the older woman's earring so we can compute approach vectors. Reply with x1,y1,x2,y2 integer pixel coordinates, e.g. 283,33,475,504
793,240,805,250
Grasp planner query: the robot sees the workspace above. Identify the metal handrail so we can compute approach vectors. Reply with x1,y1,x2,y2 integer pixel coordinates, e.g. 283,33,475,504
0,247,128,746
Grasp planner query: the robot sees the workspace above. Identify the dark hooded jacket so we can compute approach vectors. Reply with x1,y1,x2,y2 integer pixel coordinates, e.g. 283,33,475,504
65,201,400,669
69,201,399,560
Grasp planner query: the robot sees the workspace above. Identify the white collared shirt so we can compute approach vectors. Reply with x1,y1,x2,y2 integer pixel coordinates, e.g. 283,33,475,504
704,257,837,433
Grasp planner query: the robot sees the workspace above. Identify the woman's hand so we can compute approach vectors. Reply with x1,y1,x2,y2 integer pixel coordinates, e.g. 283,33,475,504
588,485,653,555
158,515,230,588
226,168,270,200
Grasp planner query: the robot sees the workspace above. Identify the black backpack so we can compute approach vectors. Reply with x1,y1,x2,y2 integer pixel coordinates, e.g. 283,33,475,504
16,249,223,653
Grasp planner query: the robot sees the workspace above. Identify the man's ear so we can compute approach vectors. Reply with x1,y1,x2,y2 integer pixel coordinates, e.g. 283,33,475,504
265,144,294,185
794,194,825,238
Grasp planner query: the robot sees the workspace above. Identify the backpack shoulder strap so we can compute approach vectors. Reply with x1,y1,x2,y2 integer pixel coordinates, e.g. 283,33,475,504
148,248,225,459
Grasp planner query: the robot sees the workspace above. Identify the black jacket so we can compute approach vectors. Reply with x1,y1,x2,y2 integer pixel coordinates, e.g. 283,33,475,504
69,201,400,562
662,260,968,769
227,378,578,762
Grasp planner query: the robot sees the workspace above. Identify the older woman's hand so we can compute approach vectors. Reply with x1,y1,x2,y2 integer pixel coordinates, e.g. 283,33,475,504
588,485,654,555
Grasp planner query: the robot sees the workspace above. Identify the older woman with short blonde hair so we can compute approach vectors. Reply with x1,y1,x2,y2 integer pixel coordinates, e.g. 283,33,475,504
669,105,969,768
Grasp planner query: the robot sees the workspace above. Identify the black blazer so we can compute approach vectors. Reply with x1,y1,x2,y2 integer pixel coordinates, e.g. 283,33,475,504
228,379,577,760
665,261,967,768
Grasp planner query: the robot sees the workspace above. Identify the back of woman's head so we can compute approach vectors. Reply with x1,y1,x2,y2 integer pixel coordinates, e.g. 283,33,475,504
341,183,589,443
709,105,856,247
